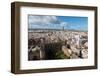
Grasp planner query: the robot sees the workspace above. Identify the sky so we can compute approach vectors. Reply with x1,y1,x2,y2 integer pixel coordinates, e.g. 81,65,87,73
28,15,88,31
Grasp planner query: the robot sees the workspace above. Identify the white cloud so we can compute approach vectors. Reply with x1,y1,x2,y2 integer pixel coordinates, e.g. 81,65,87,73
28,15,69,29
29,15,60,26
28,15,87,31
60,22,68,27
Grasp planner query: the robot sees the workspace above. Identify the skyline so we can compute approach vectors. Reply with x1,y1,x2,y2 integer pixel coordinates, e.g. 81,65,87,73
28,15,88,31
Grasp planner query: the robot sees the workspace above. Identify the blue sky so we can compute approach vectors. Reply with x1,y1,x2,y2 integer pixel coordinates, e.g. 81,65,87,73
28,15,88,31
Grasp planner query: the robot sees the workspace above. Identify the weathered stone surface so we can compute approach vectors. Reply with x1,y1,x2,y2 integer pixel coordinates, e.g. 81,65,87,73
28,30,88,60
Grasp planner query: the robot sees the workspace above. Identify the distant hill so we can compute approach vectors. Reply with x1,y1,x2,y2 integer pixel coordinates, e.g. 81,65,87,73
28,28,87,32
